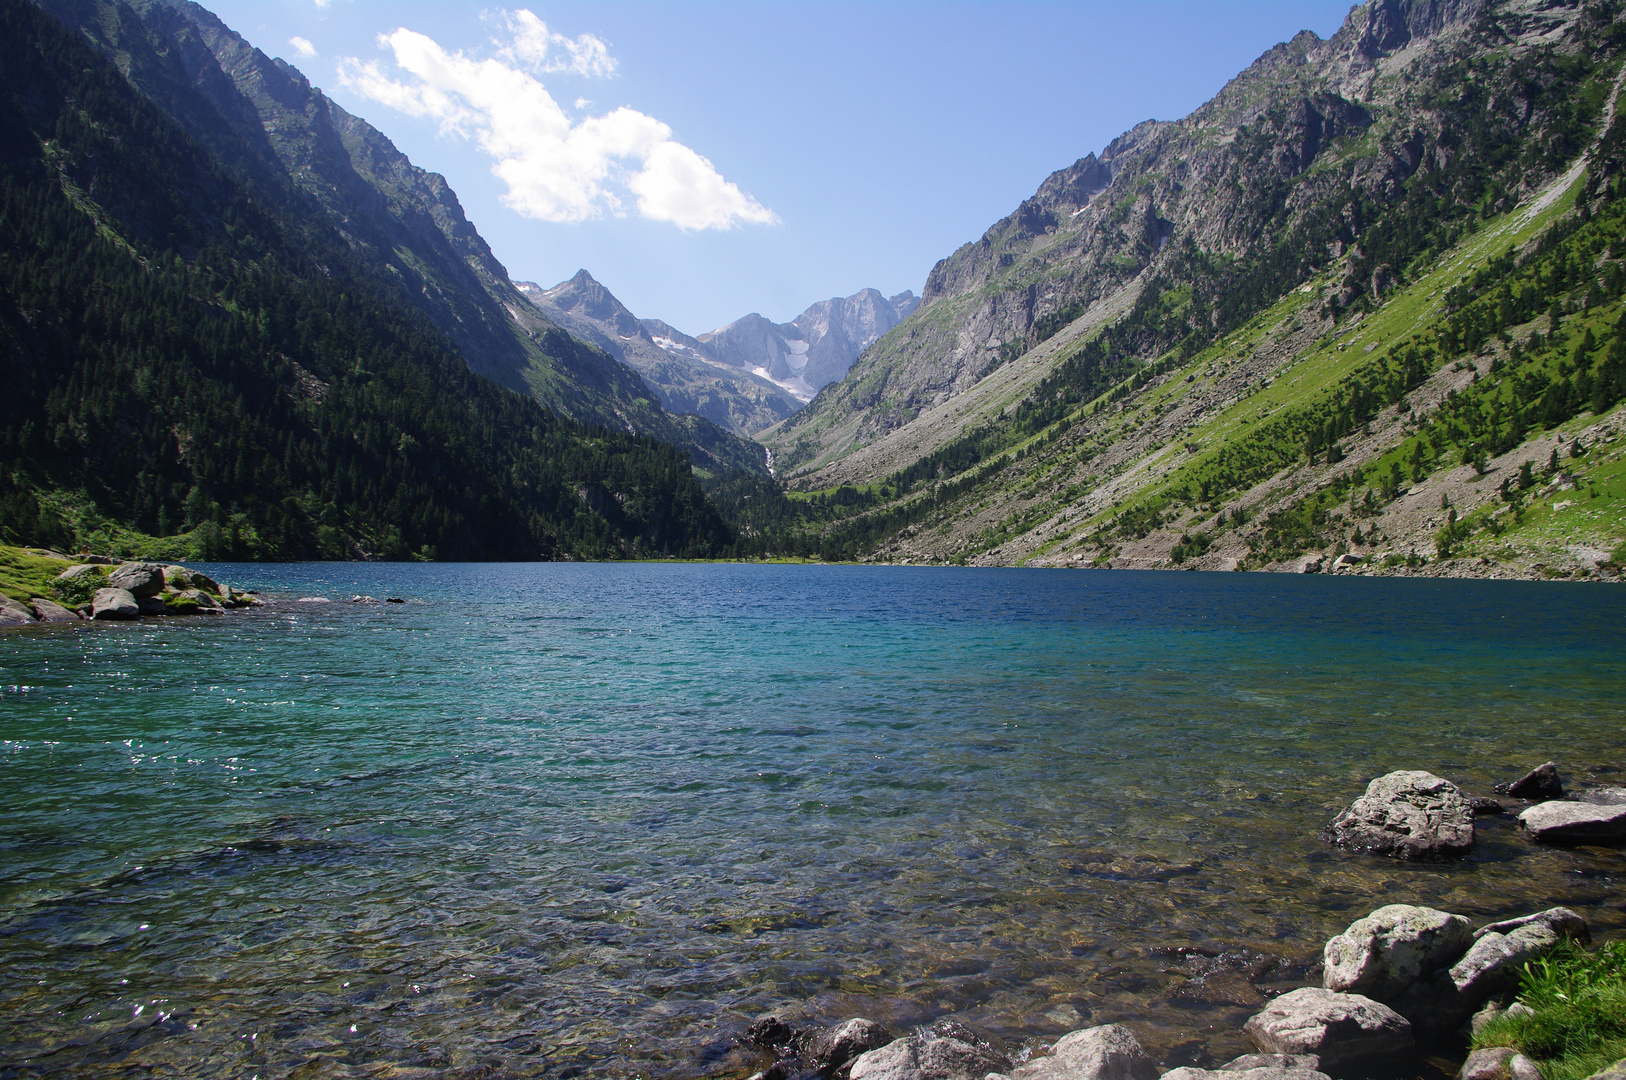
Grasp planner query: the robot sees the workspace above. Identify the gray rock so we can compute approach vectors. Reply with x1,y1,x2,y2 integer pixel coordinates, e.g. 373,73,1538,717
1243,987,1413,1072
1007,1024,1157,1080
108,562,165,598
1474,908,1589,945
1578,788,1626,806
1321,770,1475,859
29,597,80,621
163,565,221,594
1498,762,1563,800
91,587,140,620
1445,920,1574,1005
1469,1002,1505,1037
1460,1047,1543,1080
0,596,37,624
803,1019,895,1075
1221,1056,1321,1072
1165,1068,1328,1080
1468,796,1508,816
1519,801,1626,845
1580,1059,1626,1080
1323,904,1474,1001
137,596,169,617
179,588,224,611
55,563,103,581
850,1034,1008,1080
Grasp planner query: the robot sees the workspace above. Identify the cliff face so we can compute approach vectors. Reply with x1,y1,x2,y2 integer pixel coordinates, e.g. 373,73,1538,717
766,0,1508,477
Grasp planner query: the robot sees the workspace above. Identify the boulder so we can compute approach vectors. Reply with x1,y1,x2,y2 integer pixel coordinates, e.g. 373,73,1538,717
137,596,169,617
1331,553,1364,571
1221,1056,1321,1073
55,564,103,581
1468,796,1508,815
178,588,224,612
1474,908,1589,945
1581,1061,1626,1080
1297,556,1324,574
1243,988,1413,1072
850,1033,1008,1080
1459,1047,1542,1080
1497,762,1563,800
29,597,80,621
108,562,165,598
1006,1024,1158,1080
802,1019,895,1075
1578,788,1626,806
1321,771,1475,859
0,596,37,624
1165,1067,1328,1080
1323,904,1474,1001
1519,801,1626,845
91,587,140,620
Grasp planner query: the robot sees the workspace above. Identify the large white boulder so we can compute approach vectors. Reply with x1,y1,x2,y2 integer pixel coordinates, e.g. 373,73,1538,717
1323,904,1474,1001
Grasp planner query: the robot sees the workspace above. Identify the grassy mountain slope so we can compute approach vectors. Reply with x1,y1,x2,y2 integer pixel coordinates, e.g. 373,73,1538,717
726,0,1626,577
32,0,766,476
0,0,734,560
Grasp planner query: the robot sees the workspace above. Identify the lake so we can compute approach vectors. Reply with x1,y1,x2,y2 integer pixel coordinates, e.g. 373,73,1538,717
1,564,1622,1078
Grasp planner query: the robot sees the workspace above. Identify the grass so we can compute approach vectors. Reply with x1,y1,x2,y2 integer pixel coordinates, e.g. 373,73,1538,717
0,545,77,604
1475,940,1626,1080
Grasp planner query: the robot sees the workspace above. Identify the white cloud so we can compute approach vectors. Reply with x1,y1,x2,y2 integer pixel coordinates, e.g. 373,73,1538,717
289,36,317,58
313,0,329,8
335,10,775,231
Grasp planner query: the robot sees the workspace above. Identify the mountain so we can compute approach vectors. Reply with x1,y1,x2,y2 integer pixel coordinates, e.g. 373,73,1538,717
516,272,803,436
739,0,1626,578
30,0,766,476
0,0,736,559
701,289,919,401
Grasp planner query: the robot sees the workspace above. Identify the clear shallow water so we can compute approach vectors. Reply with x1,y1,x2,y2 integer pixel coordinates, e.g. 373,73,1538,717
0,564,1623,1079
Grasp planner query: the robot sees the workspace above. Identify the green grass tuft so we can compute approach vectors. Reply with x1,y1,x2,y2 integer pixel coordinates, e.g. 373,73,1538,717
1475,940,1626,1080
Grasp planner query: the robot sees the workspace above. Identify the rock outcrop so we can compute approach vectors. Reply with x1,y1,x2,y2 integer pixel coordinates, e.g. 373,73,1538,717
1242,987,1413,1071
1321,771,1475,858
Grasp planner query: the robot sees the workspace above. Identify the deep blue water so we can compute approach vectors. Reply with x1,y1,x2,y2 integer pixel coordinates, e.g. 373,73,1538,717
0,565,1622,1078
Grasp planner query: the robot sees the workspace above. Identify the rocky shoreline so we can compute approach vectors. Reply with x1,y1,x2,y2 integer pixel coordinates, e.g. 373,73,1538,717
0,551,262,626
727,764,1624,1080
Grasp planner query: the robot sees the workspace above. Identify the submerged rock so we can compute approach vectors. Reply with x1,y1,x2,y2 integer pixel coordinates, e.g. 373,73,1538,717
1323,904,1473,1001
1243,987,1413,1072
1519,801,1626,844
1496,762,1563,800
1220,1056,1322,1073
1321,770,1474,859
802,1019,894,1075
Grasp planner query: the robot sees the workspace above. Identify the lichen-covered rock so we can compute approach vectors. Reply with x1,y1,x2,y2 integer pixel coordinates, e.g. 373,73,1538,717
108,562,165,598
0,596,37,624
91,587,140,620
1520,802,1626,845
1005,1024,1158,1080
850,1033,1008,1080
1321,771,1474,859
1243,987,1413,1072
1475,908,1589,945
802,1019,895,1075
1496,762,1563,800
1460,1047,1543,1080
29,597,80,621
1323,904,1474,1001
1164,1067,1328,1080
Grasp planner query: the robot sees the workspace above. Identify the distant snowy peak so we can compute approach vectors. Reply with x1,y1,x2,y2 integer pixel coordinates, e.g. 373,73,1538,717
700,287,919,398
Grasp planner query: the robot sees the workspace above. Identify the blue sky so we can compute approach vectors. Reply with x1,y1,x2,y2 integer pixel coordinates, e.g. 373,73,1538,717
203,1,1355,333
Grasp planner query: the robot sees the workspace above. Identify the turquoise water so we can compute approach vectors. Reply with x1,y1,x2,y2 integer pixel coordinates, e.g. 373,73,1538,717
1,565,1623,1079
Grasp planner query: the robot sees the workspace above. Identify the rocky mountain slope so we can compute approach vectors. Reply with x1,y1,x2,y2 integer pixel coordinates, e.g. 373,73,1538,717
517,272,804,436
32,0,766,475
736,0,1626,579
